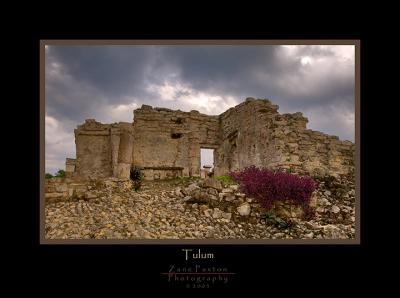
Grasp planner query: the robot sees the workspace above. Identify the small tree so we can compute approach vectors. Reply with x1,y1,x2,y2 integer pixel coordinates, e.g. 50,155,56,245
55,169,66,178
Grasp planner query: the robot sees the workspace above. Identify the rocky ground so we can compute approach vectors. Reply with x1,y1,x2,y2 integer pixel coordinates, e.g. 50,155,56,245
45,175,356,240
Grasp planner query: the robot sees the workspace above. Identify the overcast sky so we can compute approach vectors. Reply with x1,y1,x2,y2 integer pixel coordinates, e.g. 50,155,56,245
45,44,355,175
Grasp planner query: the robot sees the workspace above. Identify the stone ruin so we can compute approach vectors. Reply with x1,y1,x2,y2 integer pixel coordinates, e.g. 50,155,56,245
65,98,355,181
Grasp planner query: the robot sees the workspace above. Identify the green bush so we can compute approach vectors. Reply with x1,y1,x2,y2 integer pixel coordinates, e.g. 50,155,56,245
55,169,66,178
261,211,294,230
45,173,53,179
214,175,234,186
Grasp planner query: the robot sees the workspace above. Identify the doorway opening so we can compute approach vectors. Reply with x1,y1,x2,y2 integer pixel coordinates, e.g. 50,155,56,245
200,148,214,178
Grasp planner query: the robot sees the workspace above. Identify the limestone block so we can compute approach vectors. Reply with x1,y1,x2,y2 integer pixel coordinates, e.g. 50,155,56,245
45,192,63,199
202,178,223,191
55,183,68,192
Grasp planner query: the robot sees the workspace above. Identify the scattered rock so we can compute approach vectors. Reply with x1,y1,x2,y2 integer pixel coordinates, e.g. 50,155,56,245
183,196,191,202
204,209,213,217
322,225,347,239
127,224,136,233
175,188,183,197
45,173,355,240
229,185,239,191
224,195,235,202
207,188,219,196
222,212,232,220
202,178,222,191
319,198,331,206
303,232,314,239
85,191,97,199
183,183,200,195
113,231,123,239
237,203,251,216
212,208,223,219
199,204,208,212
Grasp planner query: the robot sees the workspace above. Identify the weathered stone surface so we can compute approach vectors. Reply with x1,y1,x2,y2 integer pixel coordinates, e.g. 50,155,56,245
202,178,223,191
183,183,200,195
65,158,76,178
55,183,68,192
45,192,64,199
85,191,97,200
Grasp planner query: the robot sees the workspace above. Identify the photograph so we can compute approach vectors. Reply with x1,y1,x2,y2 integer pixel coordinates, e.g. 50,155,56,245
42,41,359,243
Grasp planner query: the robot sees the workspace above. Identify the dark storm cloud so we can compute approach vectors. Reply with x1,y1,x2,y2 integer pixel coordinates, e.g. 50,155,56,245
45,44,355,174
156,45,277,96
48,46,152,97
45,45,162,123
157,45,354,111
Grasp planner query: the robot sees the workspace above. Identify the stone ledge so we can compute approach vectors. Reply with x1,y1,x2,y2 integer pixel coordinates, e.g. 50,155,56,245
142,166,184,170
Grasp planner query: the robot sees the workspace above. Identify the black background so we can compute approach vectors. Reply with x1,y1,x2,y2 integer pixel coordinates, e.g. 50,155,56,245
7,11,388,292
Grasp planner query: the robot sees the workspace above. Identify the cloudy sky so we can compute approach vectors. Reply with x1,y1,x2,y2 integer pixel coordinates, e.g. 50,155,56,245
45,44,355,175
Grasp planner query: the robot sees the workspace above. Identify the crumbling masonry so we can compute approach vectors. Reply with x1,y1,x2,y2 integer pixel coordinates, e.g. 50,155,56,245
66,98,355,180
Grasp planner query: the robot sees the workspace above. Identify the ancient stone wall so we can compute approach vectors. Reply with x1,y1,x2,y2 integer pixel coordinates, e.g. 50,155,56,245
132,105,220,179
215,98,281,175
44,177,88,203
215,98,354,177
65,158,76,178
74,119,134,180
69,98,354,180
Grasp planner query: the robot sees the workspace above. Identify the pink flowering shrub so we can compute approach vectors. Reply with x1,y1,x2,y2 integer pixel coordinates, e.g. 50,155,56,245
230,166,317,219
